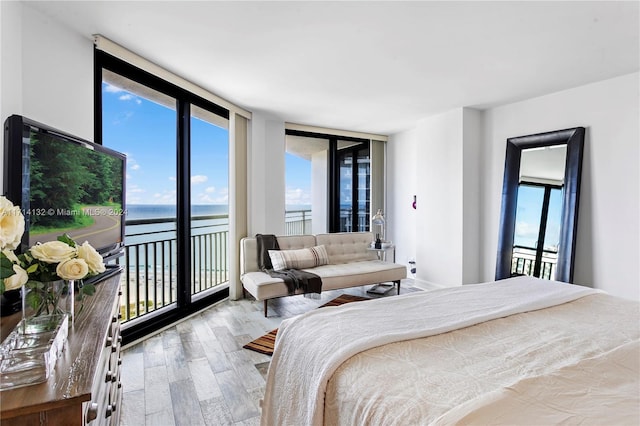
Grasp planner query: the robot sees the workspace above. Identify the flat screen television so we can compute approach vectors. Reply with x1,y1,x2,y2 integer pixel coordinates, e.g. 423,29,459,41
3,115,126,262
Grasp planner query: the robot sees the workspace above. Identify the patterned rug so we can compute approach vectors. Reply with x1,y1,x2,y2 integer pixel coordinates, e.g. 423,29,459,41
243,294,370,356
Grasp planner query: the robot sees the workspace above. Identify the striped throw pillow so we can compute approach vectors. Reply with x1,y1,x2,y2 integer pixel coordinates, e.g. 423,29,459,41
268,245,329,271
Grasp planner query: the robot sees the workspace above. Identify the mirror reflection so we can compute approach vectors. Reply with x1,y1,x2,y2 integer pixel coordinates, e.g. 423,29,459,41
512,146,566,280
495,127,584,284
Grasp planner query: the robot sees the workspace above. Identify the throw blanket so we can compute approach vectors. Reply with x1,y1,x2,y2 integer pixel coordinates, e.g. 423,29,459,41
261,276,600,426
255,234,322,296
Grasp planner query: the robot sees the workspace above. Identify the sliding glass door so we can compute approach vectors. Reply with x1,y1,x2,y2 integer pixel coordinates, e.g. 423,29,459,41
96,50,229,343
334,141,370,233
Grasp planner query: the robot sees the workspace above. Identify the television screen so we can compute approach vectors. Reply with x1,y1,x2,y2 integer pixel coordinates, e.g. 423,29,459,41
3,115,126,261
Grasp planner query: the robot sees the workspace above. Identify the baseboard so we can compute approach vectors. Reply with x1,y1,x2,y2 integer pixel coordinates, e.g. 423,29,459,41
411,278,449,291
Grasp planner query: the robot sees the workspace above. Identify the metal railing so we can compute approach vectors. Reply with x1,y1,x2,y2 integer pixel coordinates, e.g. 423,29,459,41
119,215,229,322
339,208,369,232
284,209,312,235
511,245,558,280
120,210,314,322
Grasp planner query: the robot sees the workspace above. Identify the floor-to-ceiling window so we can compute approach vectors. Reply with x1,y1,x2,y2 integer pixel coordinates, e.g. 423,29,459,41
512,182,563,279
96,51,230,343
284,129,375,235
284,134,330,235
335,141,370,233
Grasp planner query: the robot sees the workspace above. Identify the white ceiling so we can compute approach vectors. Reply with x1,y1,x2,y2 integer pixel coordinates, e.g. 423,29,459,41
27,1,640,135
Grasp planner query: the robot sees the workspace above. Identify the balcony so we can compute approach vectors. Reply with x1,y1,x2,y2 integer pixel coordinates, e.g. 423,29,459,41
511,245,558,280
119,209,312,323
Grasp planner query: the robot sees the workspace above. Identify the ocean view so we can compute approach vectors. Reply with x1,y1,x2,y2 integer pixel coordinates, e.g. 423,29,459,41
126,204,311,221
126,204,229,220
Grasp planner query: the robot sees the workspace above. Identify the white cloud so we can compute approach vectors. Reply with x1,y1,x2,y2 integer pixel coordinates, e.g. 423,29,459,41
197,193,228,204
191,175,208,185
196,186,228,204
286,187,311,206
154,189,177,203
104,83,123,93
128,185,145,194
119,94,134,101
131,164,140,171
169,176,176,181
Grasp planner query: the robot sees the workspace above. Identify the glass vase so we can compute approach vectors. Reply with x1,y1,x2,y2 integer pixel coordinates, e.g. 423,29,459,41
20,280,74,335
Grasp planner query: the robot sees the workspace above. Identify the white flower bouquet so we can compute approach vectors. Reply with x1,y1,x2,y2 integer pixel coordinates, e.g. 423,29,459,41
0,196,106,316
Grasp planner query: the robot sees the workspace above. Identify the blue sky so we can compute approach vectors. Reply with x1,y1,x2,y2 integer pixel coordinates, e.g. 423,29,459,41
103,82,311,207
102,82,228,205
285,152,311,206
514,185,563,250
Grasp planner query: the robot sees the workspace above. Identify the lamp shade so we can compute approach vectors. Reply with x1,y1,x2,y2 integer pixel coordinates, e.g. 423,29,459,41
371,209,385,243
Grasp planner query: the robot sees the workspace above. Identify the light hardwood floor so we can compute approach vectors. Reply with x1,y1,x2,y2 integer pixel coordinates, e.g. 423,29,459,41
119,280,421,425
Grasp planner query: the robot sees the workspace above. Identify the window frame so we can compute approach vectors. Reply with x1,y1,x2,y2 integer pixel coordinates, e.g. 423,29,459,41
94,49,230,344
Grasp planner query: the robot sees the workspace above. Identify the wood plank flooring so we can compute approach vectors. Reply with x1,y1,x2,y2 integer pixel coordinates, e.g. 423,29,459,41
119,280,421,425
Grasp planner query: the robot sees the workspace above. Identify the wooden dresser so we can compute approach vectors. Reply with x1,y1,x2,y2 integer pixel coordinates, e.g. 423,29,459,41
0,273,123,425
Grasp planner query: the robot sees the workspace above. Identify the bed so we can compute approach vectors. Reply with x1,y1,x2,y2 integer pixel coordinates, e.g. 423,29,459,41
261,276,640,425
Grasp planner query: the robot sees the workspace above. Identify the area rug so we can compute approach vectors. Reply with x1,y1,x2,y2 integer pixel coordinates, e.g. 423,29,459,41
243,294,370,355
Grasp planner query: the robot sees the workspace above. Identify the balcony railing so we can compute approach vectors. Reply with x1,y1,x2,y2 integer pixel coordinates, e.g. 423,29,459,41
119,215,229,323
339,208,369,232
511,245,558,280
120,210,311,323
284,209,312,235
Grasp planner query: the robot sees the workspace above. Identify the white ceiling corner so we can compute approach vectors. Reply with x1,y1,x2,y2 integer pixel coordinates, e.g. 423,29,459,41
25,1,640,135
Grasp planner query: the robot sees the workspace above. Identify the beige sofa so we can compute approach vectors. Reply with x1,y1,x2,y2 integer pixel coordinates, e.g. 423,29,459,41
240,232,407,316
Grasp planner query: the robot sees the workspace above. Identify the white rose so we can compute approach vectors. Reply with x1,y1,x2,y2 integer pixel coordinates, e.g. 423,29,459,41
3,264,28,291
56,258,89,280
0,197,25,251
77,242,106,274
30,241,77,263
2,249,19,264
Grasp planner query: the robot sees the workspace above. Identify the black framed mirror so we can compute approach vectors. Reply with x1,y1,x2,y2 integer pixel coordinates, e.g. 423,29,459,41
496,127,585,283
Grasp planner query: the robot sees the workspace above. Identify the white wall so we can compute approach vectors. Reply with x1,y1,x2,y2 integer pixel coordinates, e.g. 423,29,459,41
0,1,23,133
481,72,639,300
388,108,481,287
3,3,93,139
248,111,286,236
461,108,482,284
1,2,94,194
386,126,417,275
390,73,639,301
311,149,328,234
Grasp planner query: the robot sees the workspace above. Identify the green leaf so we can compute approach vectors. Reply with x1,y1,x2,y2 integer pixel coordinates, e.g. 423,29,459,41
0,280,5,294
26,264,39,274
57,233,76,248
0,254,14,269
0,265,16,279
80,283,96,296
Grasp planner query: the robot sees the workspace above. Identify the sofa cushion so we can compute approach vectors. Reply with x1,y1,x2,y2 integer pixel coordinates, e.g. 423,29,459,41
269,245,329,271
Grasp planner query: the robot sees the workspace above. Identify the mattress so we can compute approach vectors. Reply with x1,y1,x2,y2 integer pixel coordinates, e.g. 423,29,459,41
261,277,640,426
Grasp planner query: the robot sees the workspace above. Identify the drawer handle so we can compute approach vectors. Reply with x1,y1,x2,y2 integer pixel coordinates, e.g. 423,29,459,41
106,337,113,347
105,370,113,382
106,403,117,417
86,402,99,422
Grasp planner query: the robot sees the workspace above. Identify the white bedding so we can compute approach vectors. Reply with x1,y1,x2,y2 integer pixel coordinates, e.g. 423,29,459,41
324,291,639,425
261,276,605,426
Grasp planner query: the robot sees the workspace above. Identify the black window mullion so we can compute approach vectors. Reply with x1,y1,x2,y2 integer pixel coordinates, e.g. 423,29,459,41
351,150,358,231
176,101,191,309
533,187,552,277
328,138,339,232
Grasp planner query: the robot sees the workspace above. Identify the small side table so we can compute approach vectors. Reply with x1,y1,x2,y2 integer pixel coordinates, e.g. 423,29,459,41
366,245,398,295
